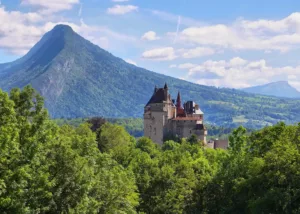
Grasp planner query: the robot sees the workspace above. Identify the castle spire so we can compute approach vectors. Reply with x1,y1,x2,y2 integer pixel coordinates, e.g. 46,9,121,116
154,85,158,94
164,83,168,90
176,91,182,109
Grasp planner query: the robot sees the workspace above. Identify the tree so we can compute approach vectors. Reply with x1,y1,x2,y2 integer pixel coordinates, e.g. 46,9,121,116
87,117,106,132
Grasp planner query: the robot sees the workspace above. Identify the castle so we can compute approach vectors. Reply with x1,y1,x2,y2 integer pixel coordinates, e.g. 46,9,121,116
144,83,207,145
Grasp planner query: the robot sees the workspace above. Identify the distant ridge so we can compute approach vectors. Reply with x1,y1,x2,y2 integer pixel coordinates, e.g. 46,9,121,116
242,81,300,98
1,24,300,128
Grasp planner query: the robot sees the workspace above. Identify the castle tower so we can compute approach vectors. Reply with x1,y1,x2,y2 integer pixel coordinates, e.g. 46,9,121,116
176,92,182,109
176,91,185,117
143,84,175,145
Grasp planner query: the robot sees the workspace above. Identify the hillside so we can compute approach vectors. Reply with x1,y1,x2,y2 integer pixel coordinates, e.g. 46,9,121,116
1,24,300,128
242,81,300,98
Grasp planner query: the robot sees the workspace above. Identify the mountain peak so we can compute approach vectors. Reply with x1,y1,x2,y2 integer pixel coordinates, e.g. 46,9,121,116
51,24,74,33
48,24,75,40
242,81,300,98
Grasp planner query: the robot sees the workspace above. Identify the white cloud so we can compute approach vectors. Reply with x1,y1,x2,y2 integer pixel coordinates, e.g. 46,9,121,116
178,63,197,69
288,75,297,80
142,47,176,61
289,81,300,91
142,46,216,61
169,64,177,68
183,57,300,90
107,5,138,15
21,0,80,14
229,57,248,67
178,47,215,58
112,0,129,2
0,5,137,56
141,31,160,41
240,13,300,33
0,7,45,54
125,59,137,66
172,12,300,52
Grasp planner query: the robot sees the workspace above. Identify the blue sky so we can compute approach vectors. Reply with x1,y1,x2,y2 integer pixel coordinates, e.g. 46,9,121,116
1,0,300,90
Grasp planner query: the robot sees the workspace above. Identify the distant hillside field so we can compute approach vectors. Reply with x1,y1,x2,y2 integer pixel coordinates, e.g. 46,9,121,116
1,25,300,128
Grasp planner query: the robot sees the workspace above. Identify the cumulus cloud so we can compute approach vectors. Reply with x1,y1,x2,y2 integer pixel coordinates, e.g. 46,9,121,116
0,7,45,54
125,59,137,66
178,63,197,69
171,12,300,52
143,46,217,61
107,5,138,15
141,31,160,41
21,0,80,14
0,6,136,56
142,47,176,61
178,47,215,58
229,57,248,67
182,57,300,90
169,64,177,68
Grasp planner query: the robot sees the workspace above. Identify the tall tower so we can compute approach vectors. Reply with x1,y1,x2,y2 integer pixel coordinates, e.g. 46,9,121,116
176,92,185,117
176,92,181,109
143,84,174,144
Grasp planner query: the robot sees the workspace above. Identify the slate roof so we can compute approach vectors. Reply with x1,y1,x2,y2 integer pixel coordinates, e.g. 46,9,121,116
146,88,168,106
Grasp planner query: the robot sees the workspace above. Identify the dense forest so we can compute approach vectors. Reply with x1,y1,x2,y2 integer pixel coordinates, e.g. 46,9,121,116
1,86,300,213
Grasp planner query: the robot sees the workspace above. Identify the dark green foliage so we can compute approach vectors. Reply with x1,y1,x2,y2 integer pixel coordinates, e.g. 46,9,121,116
187,134,204,146
204,123,300,213
54,117,145,137
0,86,138,213
1,25,300,128
87,116,107,132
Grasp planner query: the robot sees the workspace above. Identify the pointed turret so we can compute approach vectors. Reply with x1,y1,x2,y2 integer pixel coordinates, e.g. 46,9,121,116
163,83,169,101
176,91,182,109
176,91,185,117
164,83,168,90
